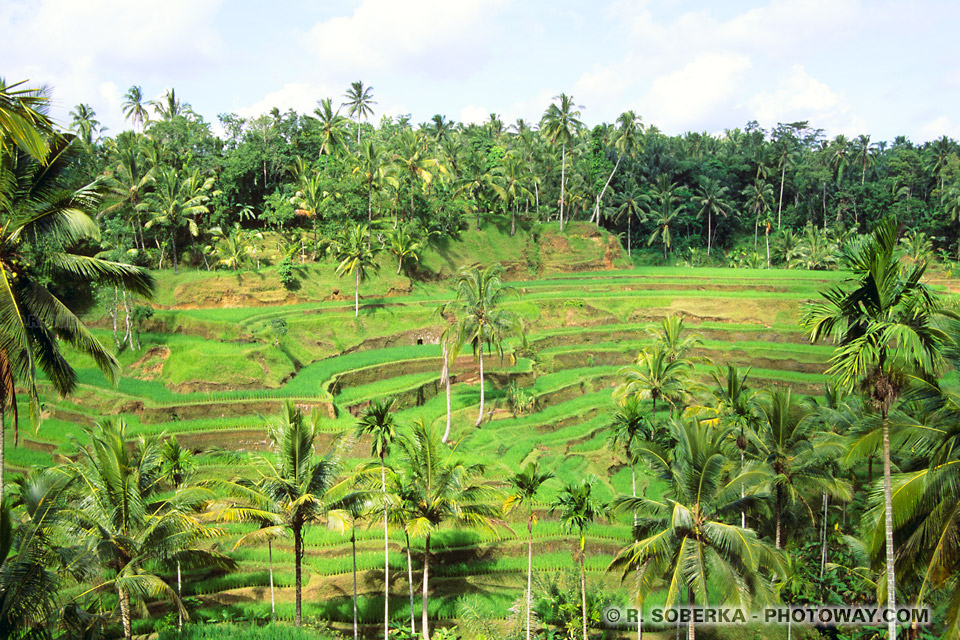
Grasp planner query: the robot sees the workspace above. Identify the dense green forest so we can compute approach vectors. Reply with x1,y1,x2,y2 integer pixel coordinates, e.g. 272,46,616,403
2,77,960,640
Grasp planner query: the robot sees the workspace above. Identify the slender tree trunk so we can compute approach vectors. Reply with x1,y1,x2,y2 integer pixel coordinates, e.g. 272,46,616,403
820,493,829,581
355,268,360,317
269,540,276,622
882,407,898,640
707,211,712,257
177,560,183,632
580,534,588,640
596,155,622,222
765,228,770,267
560,143,566,232
534,182,540,217
123,292,135,351
475,346,485,426
294,524,303,626
110,288,120,348
406,532,416,635
171,233,178,275
628,215,632,258
119,587,133,640
352,529,359,640
776,484,783,549
368,188,373,223
0,408,4,504
527,514,534,640
740,447,746,529
421,533,431,640
754,208,759,249
687,589,695,640
382,461,390,640
442,343,452,443
632,461,641,640
778,163,786,229
511,206,516,237
397,258,403,275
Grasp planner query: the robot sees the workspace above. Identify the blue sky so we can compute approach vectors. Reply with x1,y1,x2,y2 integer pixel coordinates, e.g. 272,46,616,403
2,0,958,142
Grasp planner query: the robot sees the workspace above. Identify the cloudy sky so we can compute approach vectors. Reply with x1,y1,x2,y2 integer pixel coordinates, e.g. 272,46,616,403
2,0,958,142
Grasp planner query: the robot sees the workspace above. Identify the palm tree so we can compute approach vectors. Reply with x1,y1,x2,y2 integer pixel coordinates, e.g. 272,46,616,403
610,418,780,640
139,166,215,274
505,461,554,640
617,342,689,426
593,111,643,222
387,223,426,275
65,418,235,640
122,85,149,131
755,388,849,549
356,398,399,640
0,134,154,500
550,476,606,640
646,315,701,365
150,88,182,120
289,168,326,258
695,178,731,257
343,81,376,145
608,395,651,524
742,178,774,250
540,94,583,231
614,184,648,258
647,177,681,259
329,490,374,640
801,216,944,640
315,98,350,157
393,130,443,222
69,104,100,146
353,140,397,223
443,264,525,426
498,151,533,236
398,420,503,639
332,223,380,317
854,134,875,186
0,78,57,162
256,401,343,626
101,133,155,251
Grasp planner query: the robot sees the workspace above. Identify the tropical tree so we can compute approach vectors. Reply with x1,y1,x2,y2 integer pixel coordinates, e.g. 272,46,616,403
593,111,643,222
353,139,397,223
356,398,399,640
443,264,525,426
505,461,554,640
343,81,376,145
397,420,502,639
550,476,606,640
69,104,100,147
314,98,350,157
616,342,690,425
742,178,774,250
150,88,182,121
801,216,944,640
64,418,235,640
646,315,701,365
609,418,781,640
387,223,426,275
0,134,153,499
695,178,731,257
139,166,216,274
541,94,583,231
289,168,326,257
331,223,380,316
613,183,648,258
647,177,681,259
393,130,443,222
122,85,149,131
0,78,57,162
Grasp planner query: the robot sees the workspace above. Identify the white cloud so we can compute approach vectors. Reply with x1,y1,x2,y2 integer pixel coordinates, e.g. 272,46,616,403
917,116,960,141
305,0,507,79
459,105,490,125
641,53,752,132
233,82,335,121
748,65,865,135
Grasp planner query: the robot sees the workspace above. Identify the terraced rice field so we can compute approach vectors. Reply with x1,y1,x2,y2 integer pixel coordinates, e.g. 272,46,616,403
8,259,857,635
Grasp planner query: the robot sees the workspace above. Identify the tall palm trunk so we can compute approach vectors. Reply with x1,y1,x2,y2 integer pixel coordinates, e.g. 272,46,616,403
475,346,485,427
631,458,642,640
421,533,431,640
119,587,133,640
527,510,534,640
687,589,696,640
368,188,373,223
269,540,276,622
177,560,183,632
405,532,416,635
171,233,178,275
778,163,786,229
382,460,390,640
352,529,359,640
559,143,566,232
294,523,303,626
442,343,452,443
579,533,587,640
595,154,622,222
776,484,783,549
628,215,632,258
1,408,5,504
707,210,712,257
355,268,360,317
819,493,829,581
882,407,898,640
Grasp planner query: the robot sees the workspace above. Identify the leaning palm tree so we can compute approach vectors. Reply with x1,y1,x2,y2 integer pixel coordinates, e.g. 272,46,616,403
550,476,606,640
801,216,944,640
0,133,154,500
63,418,235,640
356,398,399,640
398,420,503,640
332,223,380,316
592,111,643,223
504,461,554,640
540,94,583,231
343,81,376,145
609,418,782,640
443,264,525,426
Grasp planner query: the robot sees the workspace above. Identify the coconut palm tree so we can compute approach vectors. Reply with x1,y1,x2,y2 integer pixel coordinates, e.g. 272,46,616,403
68,104,100,147
0,78,57,162
343,81,376,145
646,315,702,365
139,166,215,274
398,419,503,639
505,461,554,640
352,139,397,223
742,178,774,250
443,264,525,426
64,418,235,640
101,133,155,251
608,396,651,526
695,178,731,257
289,168,326,258
0,134,154,500
550,476,606,640
610,418,781,640
332,223,380,316
801,216,944,640
614,184,648,258
150,88,182,121
356,398,399,640
387,223,426,275
122,85,149,131
616,342,690,427
315,98,350,157
593,111,643,223
540,94,583,231
647,177,681,259
393,130,443,222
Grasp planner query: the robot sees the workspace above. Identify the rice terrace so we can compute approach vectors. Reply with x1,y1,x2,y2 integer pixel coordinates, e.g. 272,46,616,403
4,3,960,640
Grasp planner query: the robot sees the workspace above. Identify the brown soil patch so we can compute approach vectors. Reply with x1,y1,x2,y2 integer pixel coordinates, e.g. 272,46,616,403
127,346,170,381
